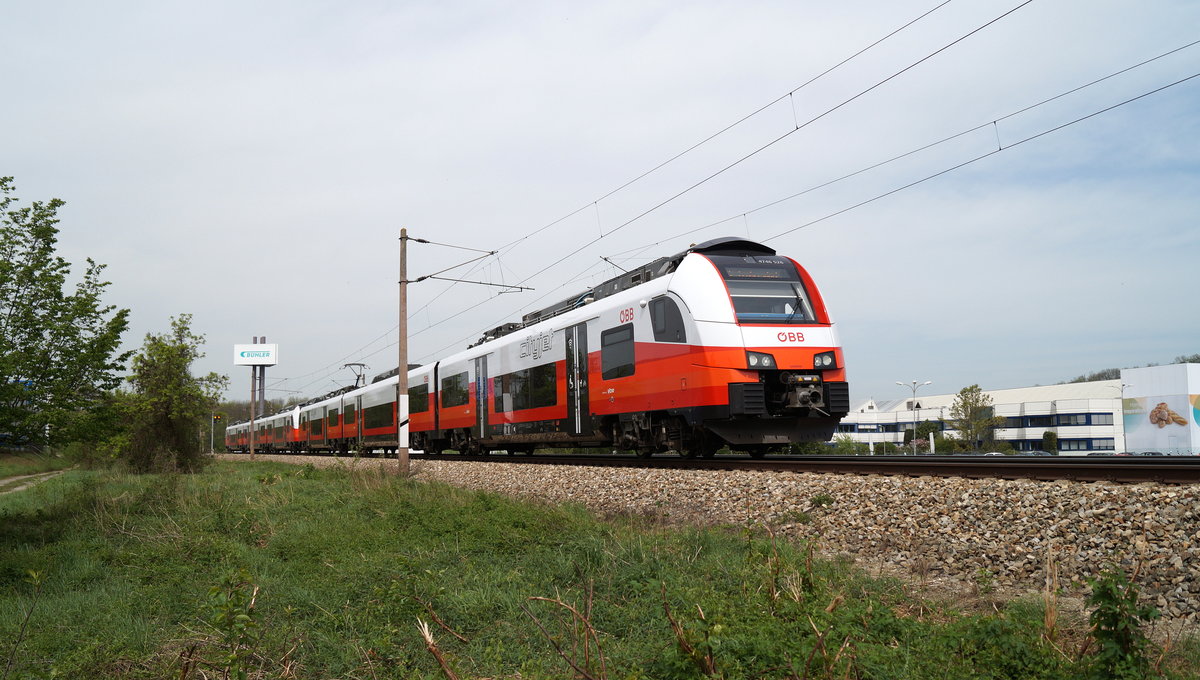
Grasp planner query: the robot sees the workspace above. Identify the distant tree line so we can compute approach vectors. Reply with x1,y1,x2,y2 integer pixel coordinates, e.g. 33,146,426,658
1063,353,1200,384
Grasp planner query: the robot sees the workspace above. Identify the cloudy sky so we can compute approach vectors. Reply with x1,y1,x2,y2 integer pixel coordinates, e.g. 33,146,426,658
5,0,1198,408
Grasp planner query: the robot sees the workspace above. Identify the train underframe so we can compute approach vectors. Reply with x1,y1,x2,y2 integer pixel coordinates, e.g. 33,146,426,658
234,379,848,457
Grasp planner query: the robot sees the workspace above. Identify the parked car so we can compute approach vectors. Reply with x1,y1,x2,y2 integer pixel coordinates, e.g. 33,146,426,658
1022,450,1054,456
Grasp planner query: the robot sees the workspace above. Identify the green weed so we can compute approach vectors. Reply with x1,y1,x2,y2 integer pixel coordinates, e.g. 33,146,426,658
0,463,1195,679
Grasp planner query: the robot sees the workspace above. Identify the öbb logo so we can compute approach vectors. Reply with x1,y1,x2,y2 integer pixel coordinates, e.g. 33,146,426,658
776,331,806,343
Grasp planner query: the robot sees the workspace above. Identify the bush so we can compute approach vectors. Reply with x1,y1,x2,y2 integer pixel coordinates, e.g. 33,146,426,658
119,315,227,472
1043,431,1059,453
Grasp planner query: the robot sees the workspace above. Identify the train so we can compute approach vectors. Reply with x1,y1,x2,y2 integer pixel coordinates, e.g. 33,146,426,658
225,237,849,458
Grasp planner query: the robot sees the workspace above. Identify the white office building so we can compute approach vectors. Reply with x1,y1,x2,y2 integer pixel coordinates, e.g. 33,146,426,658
838,363,1200,455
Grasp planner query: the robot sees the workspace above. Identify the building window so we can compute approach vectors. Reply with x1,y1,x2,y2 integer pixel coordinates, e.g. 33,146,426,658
1093,438,1115,450
441,372,470,408
1091,413,1114,426
1061,440,1088,451
601,324,635,379
1055,414,1087,426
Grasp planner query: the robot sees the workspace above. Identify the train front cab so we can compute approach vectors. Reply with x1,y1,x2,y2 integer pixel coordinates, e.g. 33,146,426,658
586,241,848,455
677,244,849,450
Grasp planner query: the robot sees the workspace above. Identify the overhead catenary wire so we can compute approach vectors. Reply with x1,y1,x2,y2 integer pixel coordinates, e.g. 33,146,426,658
458,0,1035,310
763,69,1200,242
413,61,1200,366
397,0,964,328
295,2,972,385
277,3,1184,398
348,0,1037,373
490,0,960,258
603,36,1200,260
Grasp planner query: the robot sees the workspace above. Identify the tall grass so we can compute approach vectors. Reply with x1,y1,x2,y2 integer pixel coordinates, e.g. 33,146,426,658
0,461,1193,679
0,451,76,481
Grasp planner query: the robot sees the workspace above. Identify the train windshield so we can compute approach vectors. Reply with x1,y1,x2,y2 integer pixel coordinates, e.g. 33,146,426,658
707,254,815,325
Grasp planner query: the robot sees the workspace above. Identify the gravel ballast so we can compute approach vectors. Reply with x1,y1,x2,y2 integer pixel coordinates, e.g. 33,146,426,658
223,454,1200,622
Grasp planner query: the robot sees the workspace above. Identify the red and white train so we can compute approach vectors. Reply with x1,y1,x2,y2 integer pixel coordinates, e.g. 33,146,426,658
226,237,848,457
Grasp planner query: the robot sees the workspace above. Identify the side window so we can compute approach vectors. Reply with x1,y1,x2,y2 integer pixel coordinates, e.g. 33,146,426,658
494,364,558,412
650,297,687,343
363,403,392,429
601,324,635,379
345,404,356,425
327,408,338,426
441,372,470,408
409,384,430,413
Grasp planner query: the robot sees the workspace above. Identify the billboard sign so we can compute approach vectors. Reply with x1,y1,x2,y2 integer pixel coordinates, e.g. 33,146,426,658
233,344,279,366
1121,364,1199,455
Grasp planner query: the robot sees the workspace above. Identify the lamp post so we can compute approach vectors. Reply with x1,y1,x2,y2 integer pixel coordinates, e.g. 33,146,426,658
896,380,932,455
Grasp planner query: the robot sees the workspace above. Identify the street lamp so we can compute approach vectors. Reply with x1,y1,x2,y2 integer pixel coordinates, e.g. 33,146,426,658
896,380,932,455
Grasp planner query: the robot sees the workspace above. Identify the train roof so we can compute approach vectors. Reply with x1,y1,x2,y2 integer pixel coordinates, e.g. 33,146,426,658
471,236,775,347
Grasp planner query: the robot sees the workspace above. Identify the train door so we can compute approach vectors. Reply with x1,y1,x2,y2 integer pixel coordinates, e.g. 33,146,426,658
431,363,441,438
354,395,363,448
473,356,488,439
566,323,589,435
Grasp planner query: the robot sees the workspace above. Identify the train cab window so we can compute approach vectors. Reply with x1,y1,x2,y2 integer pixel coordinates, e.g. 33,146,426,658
708,254,815,325
650,297,687,343
409,384,430,413
441,372,469,408
601,324,635,379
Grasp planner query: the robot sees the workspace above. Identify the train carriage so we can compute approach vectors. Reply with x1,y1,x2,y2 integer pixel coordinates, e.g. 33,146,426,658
228,237,849,457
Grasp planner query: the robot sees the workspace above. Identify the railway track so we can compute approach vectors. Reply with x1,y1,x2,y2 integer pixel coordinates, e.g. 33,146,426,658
364,451,1200,484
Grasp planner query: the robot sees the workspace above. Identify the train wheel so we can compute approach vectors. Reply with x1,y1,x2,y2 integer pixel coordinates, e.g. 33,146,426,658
684,431,722,459
746,446,770,459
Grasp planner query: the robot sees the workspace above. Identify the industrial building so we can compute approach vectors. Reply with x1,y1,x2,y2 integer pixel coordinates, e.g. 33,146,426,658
838,363,1199,455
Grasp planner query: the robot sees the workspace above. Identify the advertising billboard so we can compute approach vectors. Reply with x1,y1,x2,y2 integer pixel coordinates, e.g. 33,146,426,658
1120,364,1199,454
233,344,279,366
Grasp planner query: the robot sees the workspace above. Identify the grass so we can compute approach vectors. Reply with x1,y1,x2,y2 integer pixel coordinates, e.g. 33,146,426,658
0,451,76,481
0,460,1195,679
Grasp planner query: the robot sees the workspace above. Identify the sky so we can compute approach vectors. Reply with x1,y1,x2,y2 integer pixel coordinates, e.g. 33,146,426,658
4,0,1199,409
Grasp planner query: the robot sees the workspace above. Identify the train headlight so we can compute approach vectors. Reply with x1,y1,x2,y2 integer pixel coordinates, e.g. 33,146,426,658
747,351,776,369
813,351,836,369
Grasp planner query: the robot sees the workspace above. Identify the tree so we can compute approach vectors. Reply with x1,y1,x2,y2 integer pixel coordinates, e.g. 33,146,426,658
915,420,941,442
947,385,1005,451
0,178,130,447
1041,430,1058,453
121,315,228,472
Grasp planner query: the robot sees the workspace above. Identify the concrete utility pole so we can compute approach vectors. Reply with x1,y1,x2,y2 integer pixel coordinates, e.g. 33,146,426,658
397,229,410,476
